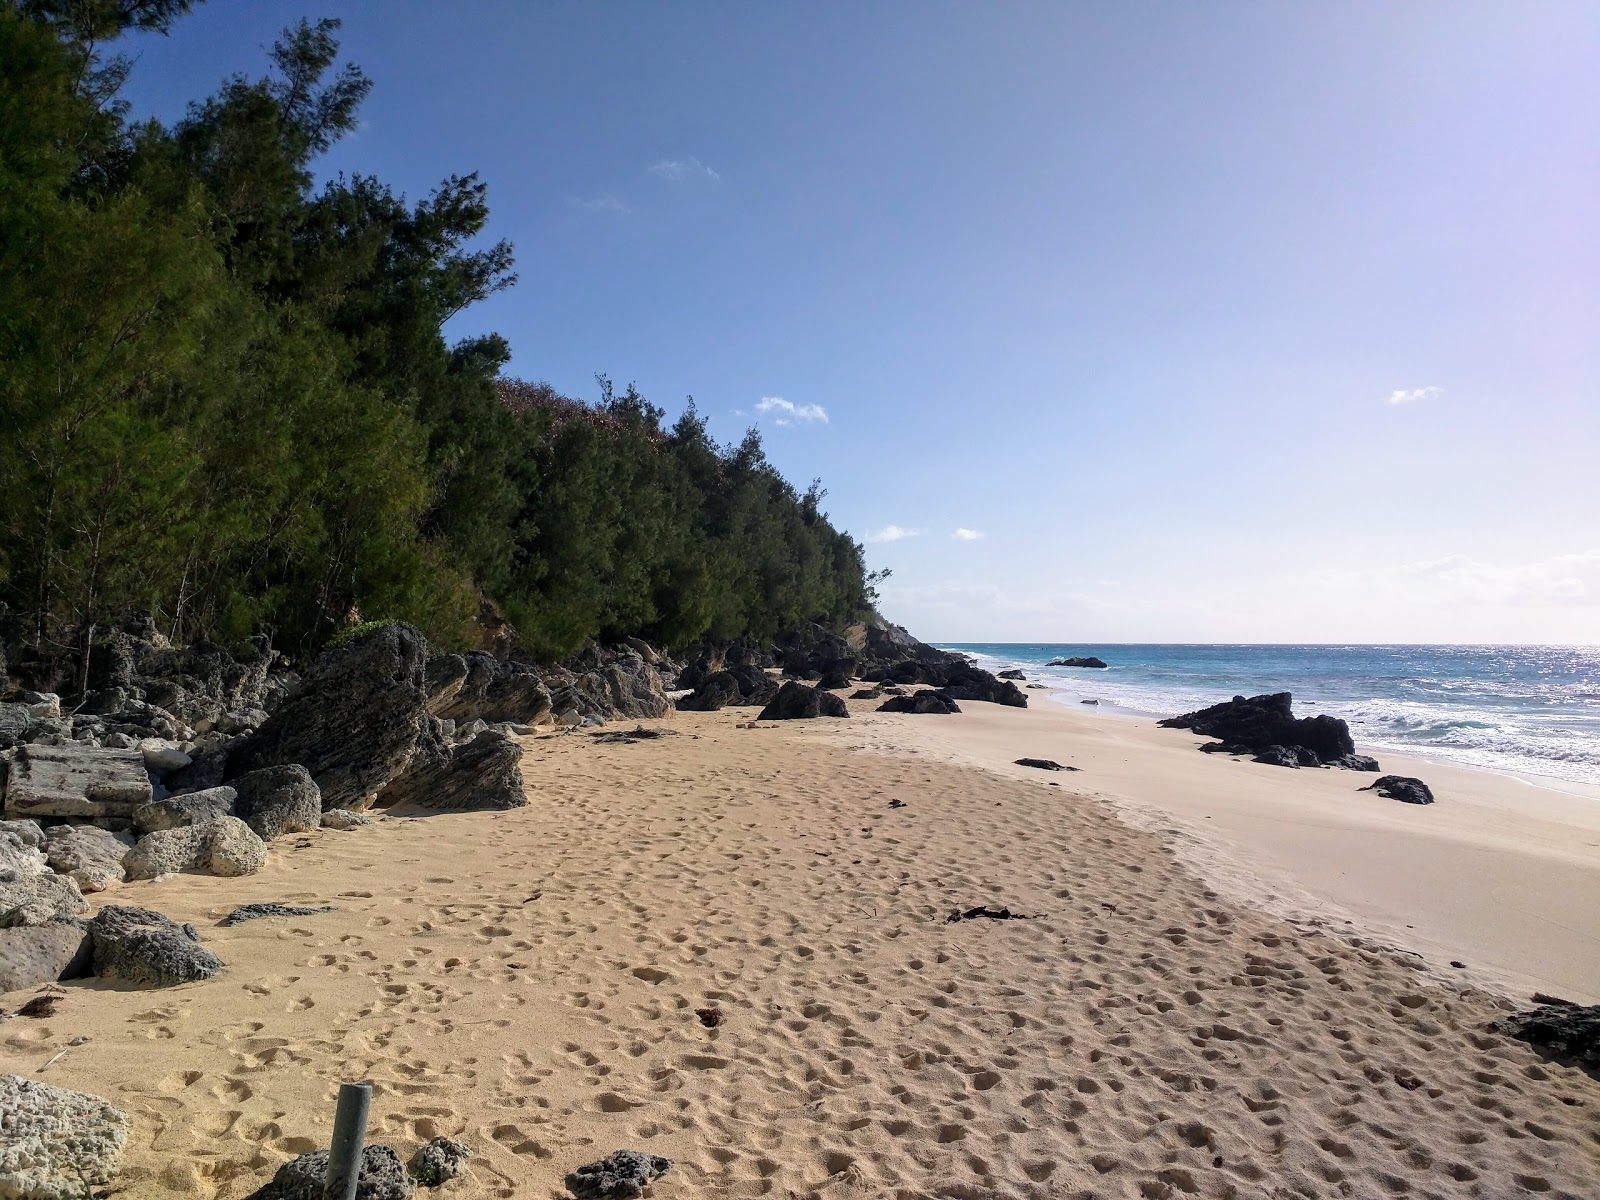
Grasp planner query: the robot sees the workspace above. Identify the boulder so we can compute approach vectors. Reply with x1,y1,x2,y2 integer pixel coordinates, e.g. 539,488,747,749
1360,775,1434,805
42,825,134,892
1251,744,1319,769
756,681,849,721
322,809,377,830
0,922,92,994
425,652,552,725
0,848,87,927
408,1136,471,1187
1328,753,1381,772
0,703,33,750
1492,1002,1600,1070
232,624,446,811
88,904,222,986
139,740,192,774
0,820,45,850
878,692,962,715
0,1074,129,1200
1046,657,1108,669
997,669,1026,680
164,746,228,794
122,816,266,880
565,1150,671,1200
1159,693,1356,767
244,1144,413,1200
675,666,779,712
133,786,237,834
232,765,321,839
2,744,151,821
378,731,525,813
849,688,883,700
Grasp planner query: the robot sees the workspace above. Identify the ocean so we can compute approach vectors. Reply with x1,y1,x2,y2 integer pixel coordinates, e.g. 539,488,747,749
940,643,1600,788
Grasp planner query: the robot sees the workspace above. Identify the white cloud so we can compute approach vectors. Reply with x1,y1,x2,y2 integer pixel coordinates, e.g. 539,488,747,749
1386,386,1442,405
573,195,629,214
1312,550,1600,608
951,528,985,541
754,396,828,426
649,156,721,183
865,525,922,544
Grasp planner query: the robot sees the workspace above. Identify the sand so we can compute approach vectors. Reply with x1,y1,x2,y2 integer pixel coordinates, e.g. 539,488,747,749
3,697,1598,1199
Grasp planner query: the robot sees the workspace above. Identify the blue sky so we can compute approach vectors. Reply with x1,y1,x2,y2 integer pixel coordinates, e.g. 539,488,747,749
120,2,1599,643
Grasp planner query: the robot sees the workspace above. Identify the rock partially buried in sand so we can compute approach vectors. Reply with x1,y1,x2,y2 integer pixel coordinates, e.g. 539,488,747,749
756,680,848,721
244,1144,413,1200
408,1136,471,1187
877,691,960,715
220,903,335,928
88,904,222,986
1014,758,1077,772
1492,1002,1600,1070
0,1073,129,1200
1360,775,1435,805
322,808,377,830
565,1150,671,1199
0,923,93,993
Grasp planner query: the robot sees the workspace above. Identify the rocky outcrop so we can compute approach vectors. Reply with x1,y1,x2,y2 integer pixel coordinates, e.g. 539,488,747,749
89,904,222,986
1492,1002,1600,1070
1360,775,1434,805
232,765,321,839
675,667,778,712
997,669,1026,680
425,652,551,725
42,826,133,892
408,1137,471,1187
220,903,336,927
0,922,92,994
378,731,525,813
133,786,236,834
0,1074,129,1200
878,691,961,715
2,743,151,821
244,1145,414,1200
1159,693,1360,768
565,1150,671,1200
0,841,87,928
322,809,377,830
122,817,266,880
756,681,849,721
1046,656,1107,669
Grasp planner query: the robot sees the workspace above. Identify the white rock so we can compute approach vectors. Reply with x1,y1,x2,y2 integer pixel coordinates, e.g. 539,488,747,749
0,1074,129,1199
139,740,193,773
42,825,133,893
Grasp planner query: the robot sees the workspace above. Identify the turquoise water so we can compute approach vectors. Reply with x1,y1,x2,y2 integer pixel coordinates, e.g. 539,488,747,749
941,643,1600,787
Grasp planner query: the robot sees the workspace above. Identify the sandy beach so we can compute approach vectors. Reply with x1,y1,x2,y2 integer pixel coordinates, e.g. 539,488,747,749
4,695,1599,1199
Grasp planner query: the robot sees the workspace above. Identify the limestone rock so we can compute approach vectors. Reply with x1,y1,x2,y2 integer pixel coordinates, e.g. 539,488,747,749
231,765,321,839
219,903,334,928
244,1144,413,1200
425,652,552,724
565,1150,671,1200
42,826,133,893
0,1074,129,1199
379,731,525,813
2,744,151,821
133,786,237,834
0,860,87,929
88,904,222,986
408,1136,471,1186
139,740,193,774
0,820,45,850
321,809,376,830
0,703,33,750
0,923,92,994
122,817,266,881
204,817,269,877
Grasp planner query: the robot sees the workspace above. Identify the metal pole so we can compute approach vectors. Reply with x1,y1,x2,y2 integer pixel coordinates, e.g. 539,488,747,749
324,1081,372,1200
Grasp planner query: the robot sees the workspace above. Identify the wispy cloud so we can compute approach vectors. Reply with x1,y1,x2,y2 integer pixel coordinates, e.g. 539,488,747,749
865,525,922,544
572,195,629,214
1312,550,1600,607
1386,385,1441,406
951,528,985,541
649,156,721,183
755,396,828,426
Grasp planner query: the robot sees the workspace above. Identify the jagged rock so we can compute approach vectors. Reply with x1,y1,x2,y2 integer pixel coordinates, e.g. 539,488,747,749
849,688,883,700
322,809,376,830
0,703,33,750
1492,1002,1600,1070
0,922,92,993
934,668,1027,707
1328,753,1381,772
232,765,321,839
425,652,552,725
379,731,525,813
0,1074,129,1199
1015,758,1076,771
878,691,961,715
675,666,778,712
133,786,237,834
1251,744,1319,769
244,1144,413,1200
220,903,334,928
89,904,221,986
122,817,267,880
565,1150,671,1200
164,746,228,794
139,740,192,774
0,854,87,928
408,1136,471,1187
756,681,849,721
1360,775,1435,805
232,624,446,811
2,744,151,821
0,820,45,849
1046,657,1108,669
1159,693,1355,767
42,826,133,892
997,669,1026,680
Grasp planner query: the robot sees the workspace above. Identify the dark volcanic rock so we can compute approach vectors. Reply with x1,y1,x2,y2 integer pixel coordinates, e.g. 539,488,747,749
1328,753,1381,772
878,692,961,715
757,680,849,721
1015,758,1076,772
1360,775,1435,805
1251,745,1320,768
1047,657,1107,669
1159,693,1356,766
1492,1002,1600,1070
245,1144,413,1200
89,904,222,986
231,765,322,839
220,903,335,928
676,666,778,712
565,1150,671,1200
849,688,883,700
997,669,1026,680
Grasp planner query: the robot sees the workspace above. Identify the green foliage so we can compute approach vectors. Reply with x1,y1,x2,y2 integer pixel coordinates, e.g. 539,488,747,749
326,618,400,651
0,6,869,669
